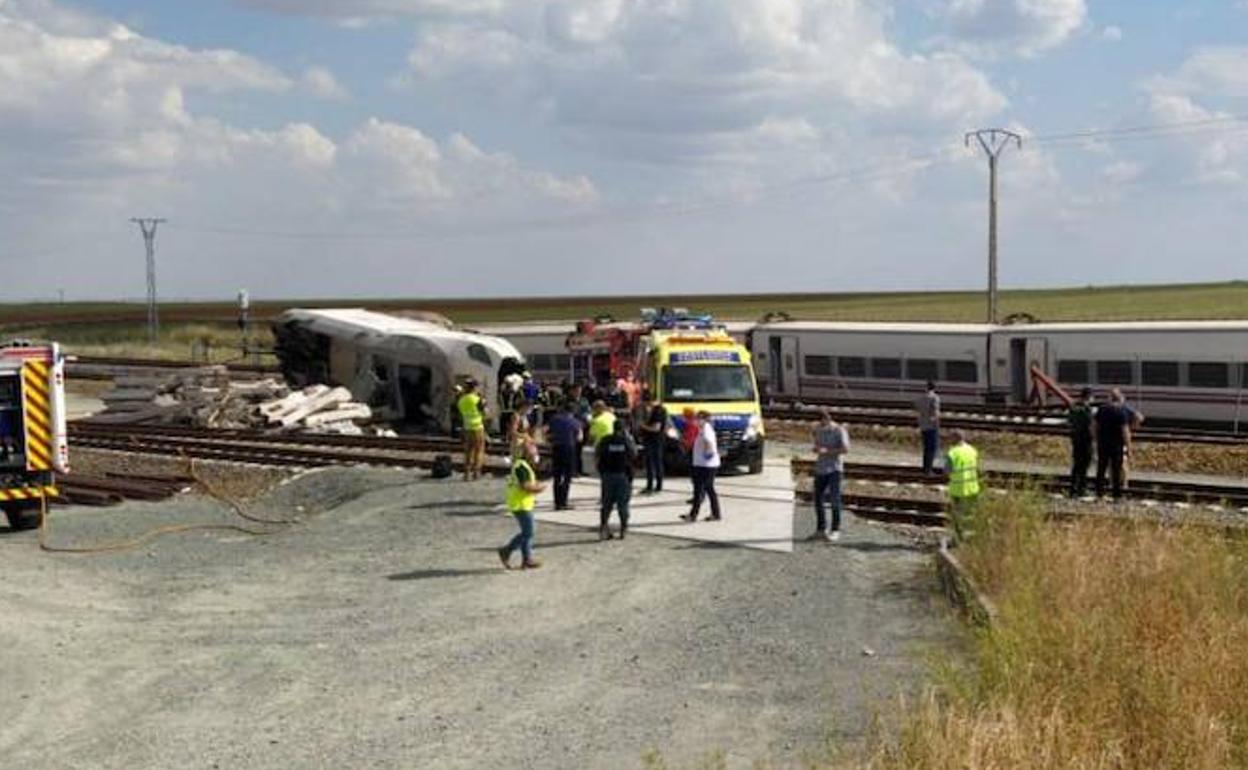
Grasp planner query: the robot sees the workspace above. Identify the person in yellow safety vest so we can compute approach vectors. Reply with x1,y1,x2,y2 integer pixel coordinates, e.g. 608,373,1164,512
945,429,981,541
587,400,616,449
498,439,547,570
457,379,488,481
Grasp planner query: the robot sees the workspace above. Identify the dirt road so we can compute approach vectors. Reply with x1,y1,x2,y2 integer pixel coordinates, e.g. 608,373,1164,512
0,467,959,769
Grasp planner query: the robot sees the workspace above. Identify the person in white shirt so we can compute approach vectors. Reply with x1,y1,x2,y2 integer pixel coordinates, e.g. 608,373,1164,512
680,411,722,522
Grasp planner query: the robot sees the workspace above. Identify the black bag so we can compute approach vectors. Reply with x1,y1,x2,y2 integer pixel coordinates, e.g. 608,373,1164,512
430,454,454,479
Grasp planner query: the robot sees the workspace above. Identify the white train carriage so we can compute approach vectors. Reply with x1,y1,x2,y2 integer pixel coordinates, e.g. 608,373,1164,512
272,309,527,434
990,322,1248,427
470,322,576,383
751,322,991,405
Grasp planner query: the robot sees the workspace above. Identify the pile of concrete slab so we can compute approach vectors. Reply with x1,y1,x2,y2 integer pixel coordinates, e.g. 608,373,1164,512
90,370,373,434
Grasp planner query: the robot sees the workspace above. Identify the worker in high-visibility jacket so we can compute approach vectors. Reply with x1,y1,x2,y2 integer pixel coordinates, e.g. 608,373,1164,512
587,400,617,449
457,380,488,481
498,438,546,570
945,429,980,541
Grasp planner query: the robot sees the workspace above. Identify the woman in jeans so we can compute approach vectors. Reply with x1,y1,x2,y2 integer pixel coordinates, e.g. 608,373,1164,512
681,411,721,522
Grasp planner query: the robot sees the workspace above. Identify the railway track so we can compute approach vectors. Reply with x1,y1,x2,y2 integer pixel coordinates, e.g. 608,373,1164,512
63,420,1248,529
764,402,1248,446
67,355,278,381
791,459,1248,509
68,422,509,475
71,422,952,526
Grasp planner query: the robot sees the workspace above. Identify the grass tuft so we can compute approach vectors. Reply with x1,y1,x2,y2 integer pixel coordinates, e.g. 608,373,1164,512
838,495,1248,769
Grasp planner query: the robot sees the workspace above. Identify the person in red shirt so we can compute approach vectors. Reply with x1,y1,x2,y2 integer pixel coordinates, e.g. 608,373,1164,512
680,407,699,454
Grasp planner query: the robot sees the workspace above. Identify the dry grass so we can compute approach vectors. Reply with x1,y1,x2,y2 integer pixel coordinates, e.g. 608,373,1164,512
839,495,1248,769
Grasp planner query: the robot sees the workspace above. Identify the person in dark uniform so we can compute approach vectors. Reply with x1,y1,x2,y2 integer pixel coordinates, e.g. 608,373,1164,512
1067,387,1095,498
596,420,636,540
638,391,667,494
1095,388,1130,500
546,402,582,511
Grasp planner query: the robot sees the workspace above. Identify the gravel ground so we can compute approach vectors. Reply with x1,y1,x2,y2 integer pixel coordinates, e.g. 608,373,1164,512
0,466,961,769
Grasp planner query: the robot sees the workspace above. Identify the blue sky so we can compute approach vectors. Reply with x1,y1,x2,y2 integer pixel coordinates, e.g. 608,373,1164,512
1,0,1246,302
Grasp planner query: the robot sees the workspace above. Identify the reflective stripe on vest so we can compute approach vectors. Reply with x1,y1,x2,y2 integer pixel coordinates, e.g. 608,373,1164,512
506,458,537,513
947,444,980,499
458,393,484,431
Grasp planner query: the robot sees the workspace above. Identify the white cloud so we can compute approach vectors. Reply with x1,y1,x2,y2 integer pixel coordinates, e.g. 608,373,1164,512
1148,46,1248,99
301,65,350,100
1101,25,1122,42
937,0,1087,57
1100,159,1141,184
400,0,1006,167
1143,47,1248,186
0,0,601,301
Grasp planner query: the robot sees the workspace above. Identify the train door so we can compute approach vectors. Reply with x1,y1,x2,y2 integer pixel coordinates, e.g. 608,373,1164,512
1009,337,1049,402
768,335,800,397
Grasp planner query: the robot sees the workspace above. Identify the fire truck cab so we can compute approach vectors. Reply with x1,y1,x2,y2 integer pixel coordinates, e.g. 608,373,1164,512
0,342,68,530
565,318,646,387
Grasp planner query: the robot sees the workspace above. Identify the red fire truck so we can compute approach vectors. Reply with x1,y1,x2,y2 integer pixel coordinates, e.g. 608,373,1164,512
566,309,719,387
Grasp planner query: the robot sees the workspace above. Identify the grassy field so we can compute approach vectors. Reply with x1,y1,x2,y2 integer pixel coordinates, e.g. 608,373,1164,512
832,497,1248,769
4,280,1244,359
3,281,1248,330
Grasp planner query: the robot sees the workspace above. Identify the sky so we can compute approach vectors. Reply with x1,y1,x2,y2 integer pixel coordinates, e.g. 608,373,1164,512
1,0,1246,303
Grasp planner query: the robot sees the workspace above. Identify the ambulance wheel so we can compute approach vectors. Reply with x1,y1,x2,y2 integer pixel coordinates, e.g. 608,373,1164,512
3,503,37,531
748,455,765,475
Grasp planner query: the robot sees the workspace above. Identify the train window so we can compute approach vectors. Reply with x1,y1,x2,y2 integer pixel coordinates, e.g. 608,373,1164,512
1242,364,1248,389
905,359,938,381
804,355,833,376
466,343,493,367
1057,360,1089,384
837,357,866,378
1095,361,1134,385
871,358,902,379
944,360,978,383
1141,361,1179,387
529,354,552,371
553,355,571,372
1188,362,1229,388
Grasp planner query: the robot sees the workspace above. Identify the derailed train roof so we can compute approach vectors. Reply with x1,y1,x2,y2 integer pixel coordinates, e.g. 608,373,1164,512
274,308,524,359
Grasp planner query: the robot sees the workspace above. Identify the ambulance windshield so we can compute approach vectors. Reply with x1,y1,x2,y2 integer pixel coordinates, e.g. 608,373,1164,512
662,365,755,403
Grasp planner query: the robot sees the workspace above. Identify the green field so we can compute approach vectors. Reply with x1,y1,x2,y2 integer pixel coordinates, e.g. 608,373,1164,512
4,281,1248,327
3,281,1246,359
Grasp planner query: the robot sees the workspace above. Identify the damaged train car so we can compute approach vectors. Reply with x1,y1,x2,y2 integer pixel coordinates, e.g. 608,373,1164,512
272,308,526,434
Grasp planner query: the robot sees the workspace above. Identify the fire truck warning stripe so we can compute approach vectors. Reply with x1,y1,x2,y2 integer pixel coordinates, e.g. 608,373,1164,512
24,385,50,413
0,486,58,501
22,361,54,472
27,443,52,468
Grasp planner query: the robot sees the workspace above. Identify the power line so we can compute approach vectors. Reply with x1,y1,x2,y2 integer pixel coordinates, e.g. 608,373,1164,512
1030,114,1248,145
965,129,1022,326
130,218,165,343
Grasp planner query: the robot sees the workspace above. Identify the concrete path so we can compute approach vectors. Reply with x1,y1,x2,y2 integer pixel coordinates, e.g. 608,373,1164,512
536,460,798,553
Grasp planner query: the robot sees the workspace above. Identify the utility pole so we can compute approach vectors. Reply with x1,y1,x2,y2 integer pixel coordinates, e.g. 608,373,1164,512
964,129,1021,325
130,217,166,343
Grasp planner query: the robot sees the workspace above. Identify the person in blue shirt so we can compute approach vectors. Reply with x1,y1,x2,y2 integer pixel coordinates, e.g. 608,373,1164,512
546,402,583,511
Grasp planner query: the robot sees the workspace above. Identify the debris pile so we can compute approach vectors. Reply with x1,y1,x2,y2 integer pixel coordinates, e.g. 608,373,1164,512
90,369,374,434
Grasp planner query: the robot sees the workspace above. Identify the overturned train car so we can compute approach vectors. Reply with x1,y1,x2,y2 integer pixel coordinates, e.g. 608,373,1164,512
272,309,526,434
